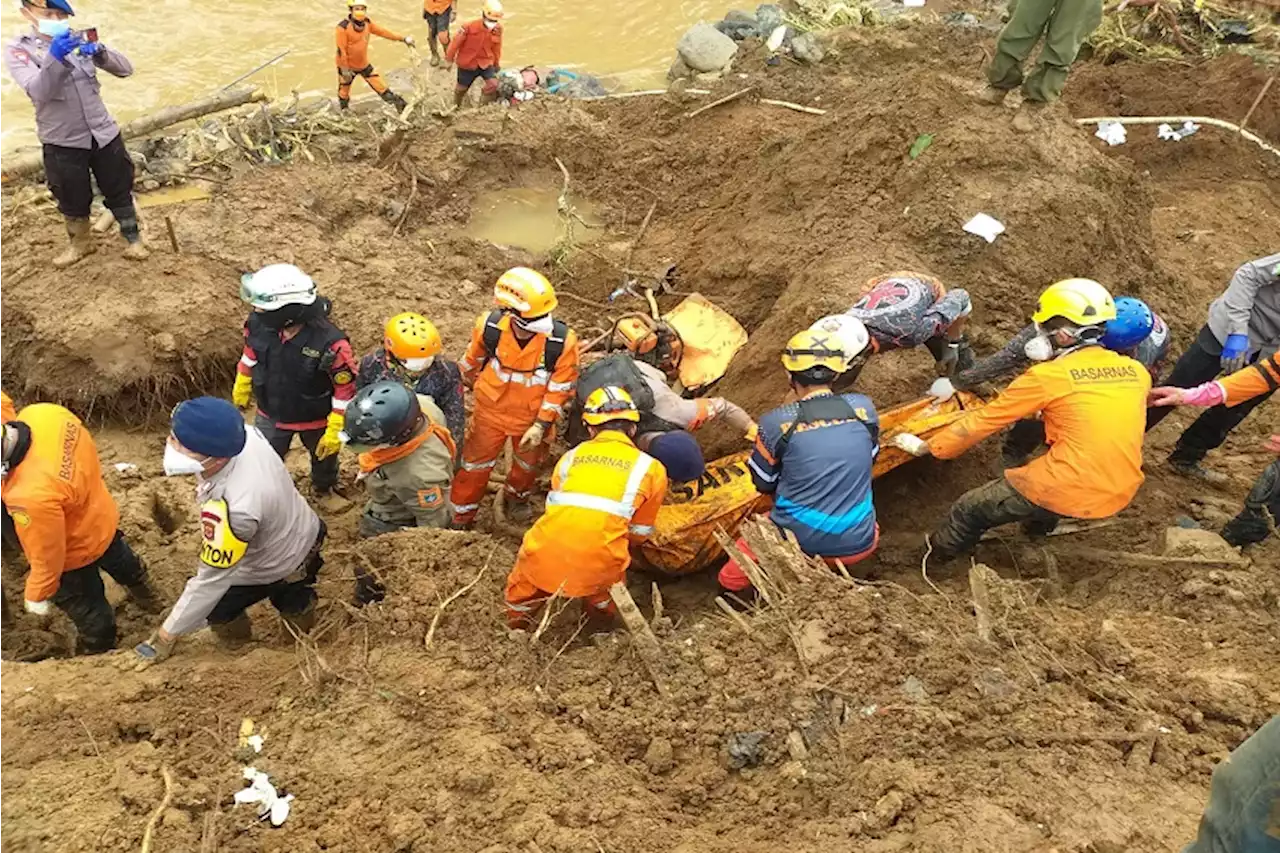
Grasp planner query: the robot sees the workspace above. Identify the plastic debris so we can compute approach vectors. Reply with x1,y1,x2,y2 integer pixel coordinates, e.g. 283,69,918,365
726,731,768,769
1157,121,1199,141
903,0,926,8
235,768,294,827
962,213,1005,243
1094,120,1127,146
112,462,138,473
908,133,934,160
247,734,265,753
765,24,788,52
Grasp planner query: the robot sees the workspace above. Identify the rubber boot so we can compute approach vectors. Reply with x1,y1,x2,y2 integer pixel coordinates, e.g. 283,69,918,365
1167,456,1229,487
454,88,467,109
53,216,96,269
429,42,440,67
382,90,408,112
211,612,253,647
281,600,317,635
975,85,1008,106
112,206,151,261
339,97,350,111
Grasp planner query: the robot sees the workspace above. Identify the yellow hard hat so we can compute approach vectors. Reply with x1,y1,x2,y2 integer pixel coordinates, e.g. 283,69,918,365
1032,278,1117,326
582,385,640,426
494,267,557,319
781,329,847,374
482,0,504,17
383,312,442,361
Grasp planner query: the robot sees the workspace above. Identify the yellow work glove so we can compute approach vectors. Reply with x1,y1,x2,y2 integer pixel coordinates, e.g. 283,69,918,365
744,422,759,443
315,412,345,460
232,373,253,409
518,422,547,453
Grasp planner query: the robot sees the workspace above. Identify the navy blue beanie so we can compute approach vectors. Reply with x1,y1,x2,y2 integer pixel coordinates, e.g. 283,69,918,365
171,397,247,458
648,430,706,482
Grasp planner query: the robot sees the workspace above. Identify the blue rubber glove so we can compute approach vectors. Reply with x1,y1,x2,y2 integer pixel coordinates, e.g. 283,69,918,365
1220,333,1251,374
78,41,103,58
48,32,83,62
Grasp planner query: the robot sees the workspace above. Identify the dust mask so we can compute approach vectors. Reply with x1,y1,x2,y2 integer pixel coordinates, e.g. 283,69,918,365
1024,333,1054,362
515,315,554,335
483,17,498,29
351,10,367,21
163,445,207,477
401,356,434,373
37,18,71,37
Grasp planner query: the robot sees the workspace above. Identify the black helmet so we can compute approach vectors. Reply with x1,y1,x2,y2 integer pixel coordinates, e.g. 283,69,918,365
343,381,422,446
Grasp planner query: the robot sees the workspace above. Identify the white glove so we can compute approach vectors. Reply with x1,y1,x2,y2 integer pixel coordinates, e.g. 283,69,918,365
404,35,416,46
892,433,930,457
518,422,547,453
24,599,52,616
928,377,957,402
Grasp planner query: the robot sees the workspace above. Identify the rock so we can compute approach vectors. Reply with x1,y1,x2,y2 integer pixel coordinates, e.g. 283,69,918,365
756,3,785,35
1181,578,1217,598
141,178,161,192
900,675,928,703
779,760,807,783
726,731,767,769
160,808,191,829
715,19,759,40
384,199,406,221
973,667,1019,699
153,332,177,354
786,730,808,760
455,770,494,794
942,10,982,27
725,8,758,23
797,620,837,664
701,652,729,676
1091,620,1136,669
691,71,724,86
676,22,739,73
667,55,693,81
1163,527,1241,562
790,32,826,64
643,737,675,774
868,790,906,830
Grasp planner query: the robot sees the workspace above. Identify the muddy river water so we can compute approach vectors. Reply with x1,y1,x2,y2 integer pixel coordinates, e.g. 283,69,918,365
0,0,722,152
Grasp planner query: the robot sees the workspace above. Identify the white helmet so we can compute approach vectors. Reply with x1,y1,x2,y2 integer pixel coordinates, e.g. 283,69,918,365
239,264,317,311
808,314,870,371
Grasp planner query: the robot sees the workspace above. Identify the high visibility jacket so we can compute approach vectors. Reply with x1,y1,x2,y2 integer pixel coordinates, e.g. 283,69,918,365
1,391,15,424
459,311,580,434
445,19,502,70
1219,351,1280,406
929,346,1150,519
1,404,119,603
514,430,668,597
335,17,404,70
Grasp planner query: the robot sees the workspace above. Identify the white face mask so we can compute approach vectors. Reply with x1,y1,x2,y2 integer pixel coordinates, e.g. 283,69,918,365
401,356,434,373
515,315,554,335
483,17,498,29
163,444,208,477
1024,333,1054,362
36,18,71,37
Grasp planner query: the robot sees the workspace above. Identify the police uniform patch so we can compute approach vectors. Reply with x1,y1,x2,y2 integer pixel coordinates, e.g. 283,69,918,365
10,510,31,528
198,498,249,568
417,486,444,509
333,370,353,385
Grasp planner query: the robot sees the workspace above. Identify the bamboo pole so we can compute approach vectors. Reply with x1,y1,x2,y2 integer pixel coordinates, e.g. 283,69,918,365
1074,115,1280,159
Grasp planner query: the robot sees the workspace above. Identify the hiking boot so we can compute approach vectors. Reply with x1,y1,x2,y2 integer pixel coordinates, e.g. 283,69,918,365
338,97,350,111
122,240,150,261
382,90,408,112
53,217,96,269
281,601,317,635
429,53,441,68
975,85,1008,106
1167,457,1229,486
1012,101,1046,133
211,613,253,647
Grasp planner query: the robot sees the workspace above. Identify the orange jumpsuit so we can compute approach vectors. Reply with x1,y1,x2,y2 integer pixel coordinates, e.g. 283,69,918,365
1218,352,1280,406
1,404,120,603
335,16,404,98
929,345,1151,518
453,311,579,525
445,19,502,70
505,429,668,627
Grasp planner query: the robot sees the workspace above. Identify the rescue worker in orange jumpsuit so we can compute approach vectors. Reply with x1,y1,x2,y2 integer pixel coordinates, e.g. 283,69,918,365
454,267,580,526
423,0,454,67
336,0,414,112
1,401,157,653
446,0,503,108
1150,351,1280,548
894,279,1150,559
505,386,668,630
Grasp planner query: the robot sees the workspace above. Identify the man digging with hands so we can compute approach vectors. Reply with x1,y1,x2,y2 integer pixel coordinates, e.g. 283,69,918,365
124,398,326,670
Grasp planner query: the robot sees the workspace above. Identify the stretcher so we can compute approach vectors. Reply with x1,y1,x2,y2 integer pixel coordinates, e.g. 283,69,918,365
634,391,987,576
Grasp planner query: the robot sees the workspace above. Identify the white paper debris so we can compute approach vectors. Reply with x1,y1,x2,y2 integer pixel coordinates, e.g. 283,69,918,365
247,734,265,753
113,462,138,473
1157,121,1199,141
1094,120,1127,146
962,213,1006,244
903,0,926,7
235,769,293,826
766,25,787,52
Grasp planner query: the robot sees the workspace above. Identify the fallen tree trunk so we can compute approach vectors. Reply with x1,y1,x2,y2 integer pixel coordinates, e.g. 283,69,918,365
2,86,266,180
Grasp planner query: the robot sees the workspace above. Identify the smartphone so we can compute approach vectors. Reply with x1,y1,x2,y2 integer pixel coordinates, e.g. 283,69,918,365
83,27,98,42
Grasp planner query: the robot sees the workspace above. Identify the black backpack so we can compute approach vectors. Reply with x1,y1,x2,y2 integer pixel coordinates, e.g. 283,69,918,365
575,352,656,414
481,309,569,372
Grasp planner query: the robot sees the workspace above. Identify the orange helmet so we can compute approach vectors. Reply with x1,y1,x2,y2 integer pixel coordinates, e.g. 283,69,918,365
494,267,557,318
384,312,442,362
613,314,684,373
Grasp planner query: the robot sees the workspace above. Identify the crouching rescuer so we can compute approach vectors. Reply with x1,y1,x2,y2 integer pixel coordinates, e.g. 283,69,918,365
343,380,456,603
125,398,326,669
719,328,881,596
893,279,1150,559
505,387,667,631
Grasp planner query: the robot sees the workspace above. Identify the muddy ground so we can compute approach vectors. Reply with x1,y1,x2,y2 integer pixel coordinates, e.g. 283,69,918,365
2,22,1279,853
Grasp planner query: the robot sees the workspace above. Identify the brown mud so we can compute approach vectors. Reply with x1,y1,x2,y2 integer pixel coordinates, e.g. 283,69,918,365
2,22,1279,853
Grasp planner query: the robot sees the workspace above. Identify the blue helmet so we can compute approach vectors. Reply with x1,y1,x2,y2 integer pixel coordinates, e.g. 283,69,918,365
1100,297,1154,352
25,0,76,14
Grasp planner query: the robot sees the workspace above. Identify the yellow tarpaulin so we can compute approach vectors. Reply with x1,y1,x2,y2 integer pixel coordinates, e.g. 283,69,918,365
663,293,749,394
636,391,986,576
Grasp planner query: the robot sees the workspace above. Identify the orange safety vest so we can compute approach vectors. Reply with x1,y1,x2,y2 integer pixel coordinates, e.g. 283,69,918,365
929,346,1150,519
445,18,502,70
514,430,668,597
459,310,579,432
1219,352,1280,406
1,403,120,603
335,17,403,70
